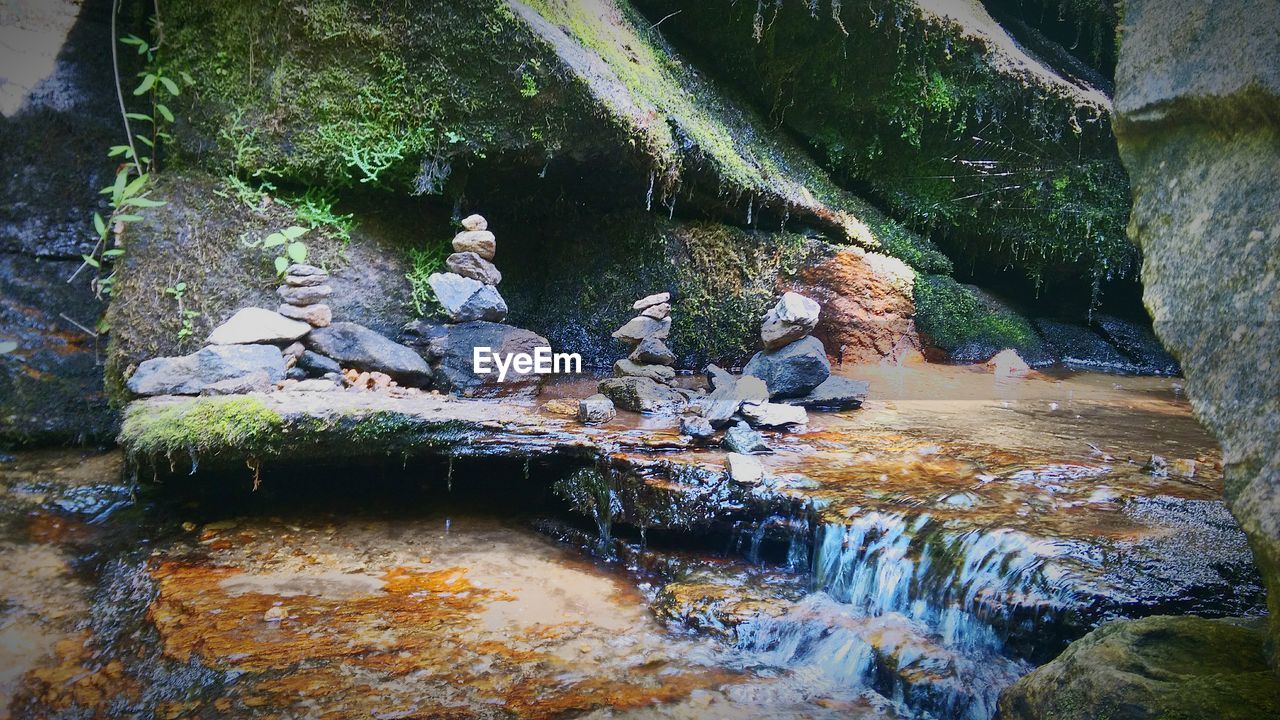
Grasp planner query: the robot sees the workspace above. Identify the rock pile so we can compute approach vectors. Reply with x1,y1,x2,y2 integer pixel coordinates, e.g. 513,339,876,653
276,263,333,328
598,292,687,413
427,214,508,323
744,292,867,411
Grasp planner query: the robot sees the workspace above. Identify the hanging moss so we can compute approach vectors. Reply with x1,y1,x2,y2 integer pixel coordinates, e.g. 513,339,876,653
912,274,1044,359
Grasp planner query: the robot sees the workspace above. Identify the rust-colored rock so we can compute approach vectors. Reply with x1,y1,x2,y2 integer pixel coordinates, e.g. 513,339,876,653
781,249,918,364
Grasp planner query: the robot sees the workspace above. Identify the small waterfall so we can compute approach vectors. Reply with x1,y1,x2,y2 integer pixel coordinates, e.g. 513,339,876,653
733,513,1073,720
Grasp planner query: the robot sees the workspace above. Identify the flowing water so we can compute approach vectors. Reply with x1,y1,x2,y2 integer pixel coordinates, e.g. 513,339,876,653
0,364,1265,719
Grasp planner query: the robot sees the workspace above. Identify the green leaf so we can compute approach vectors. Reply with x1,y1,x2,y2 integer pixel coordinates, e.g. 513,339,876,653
81,254,100,268
125,197,165,208
174,282,187,292
125,112,152,122
179,71,195,85
114,214,143,223
111,169,129,204
134,73,156,95
263,233,286,248
122,173,149,199
286,241,307,263
160,77,180,96
274,256,289,274
93,213,107,238
102,248,125,258
155,103,174,122
0,340,20,354
282,226,308,240
135,134,154,148
107,145,131,157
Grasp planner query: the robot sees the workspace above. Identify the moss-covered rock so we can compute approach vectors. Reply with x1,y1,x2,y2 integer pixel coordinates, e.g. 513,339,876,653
997,615,1280,720
632,0,1134,293
913,274,1047,362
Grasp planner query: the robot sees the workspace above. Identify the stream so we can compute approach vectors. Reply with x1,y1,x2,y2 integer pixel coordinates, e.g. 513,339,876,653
0,365,1265,719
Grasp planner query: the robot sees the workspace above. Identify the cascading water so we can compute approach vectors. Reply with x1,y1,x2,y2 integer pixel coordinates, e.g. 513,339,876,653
732,512,1083,720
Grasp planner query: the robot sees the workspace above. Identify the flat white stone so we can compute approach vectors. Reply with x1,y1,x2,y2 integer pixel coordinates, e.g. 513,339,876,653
207,307,311,345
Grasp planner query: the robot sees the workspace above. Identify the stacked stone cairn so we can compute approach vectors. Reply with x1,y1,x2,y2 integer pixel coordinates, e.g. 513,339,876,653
594,292,687,415
125,262,432,397
425,214,508,323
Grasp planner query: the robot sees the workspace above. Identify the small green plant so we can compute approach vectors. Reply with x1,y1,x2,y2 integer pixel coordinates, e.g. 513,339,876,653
261,226,310,275
164,281,200,341
405,245,449,317
287,188,355,243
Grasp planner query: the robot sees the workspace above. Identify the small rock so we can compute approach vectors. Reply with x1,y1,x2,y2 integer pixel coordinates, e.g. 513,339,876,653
613,358,676,383
427,272,508,323
282,342,305,359
200,370,274,395
1170,458,1197,478
612,316,671,344
723,420,771,454
633,291,671,311
277,302,332,327
597,376,686,414
452,230,496,259
679,415,715,441
263,606,288,622
760,292,821,350
460,214,488,231
703,374,770,427
640,302,670,320
286,263,326,276
206,307,311,345
127,344,286,396
304,322,432,386
292,378,340,392
704,363,734,390
726,453,765,485
285,366,307,381
542,398,579,416
781,376,868,411
284,273,329,287
741,401,808,428
445,251,503,285
577,394,617,424
744,335,831,399
1145,454,1169,476
277,284,333,306
630,336,677,366
987,348,1031,378
297,350,341,377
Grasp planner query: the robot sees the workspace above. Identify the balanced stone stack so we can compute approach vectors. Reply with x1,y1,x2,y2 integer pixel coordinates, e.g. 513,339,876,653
597,292,686,414
743,291,867,411
276,264,333,328
426,214,508,323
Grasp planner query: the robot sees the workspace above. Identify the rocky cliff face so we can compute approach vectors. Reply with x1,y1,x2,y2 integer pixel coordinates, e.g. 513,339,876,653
1113,0,1280,653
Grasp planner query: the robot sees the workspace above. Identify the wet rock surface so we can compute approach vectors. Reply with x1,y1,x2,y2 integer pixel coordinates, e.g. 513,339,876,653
744,335,832,399
401,319,549,398
126,344,285,396
304,322,431,386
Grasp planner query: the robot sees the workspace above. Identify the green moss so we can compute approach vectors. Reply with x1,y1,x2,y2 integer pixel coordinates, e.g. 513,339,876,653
913,274,1041,356
120,396,283,457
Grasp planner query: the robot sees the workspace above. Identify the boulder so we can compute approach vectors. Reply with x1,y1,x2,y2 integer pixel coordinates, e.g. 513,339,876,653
452,230,496,259
1033,318,1134,372
613,359,676,384
780,376,868,411
611,316,671,344
577,394,616,424
445,251,503,285
206,307,311,345
1093,314,1180,376
703,374,770,427
679,415,715,441
297,350,342,377
704,363,735,390
744,335,831,399
597,376,685,414
1114,0,1280,647
632,291,670,311
304,322,432,386
726,453,766,486
997,616,1279,720
740,402,808,429
400,320,548,398
277,284,333,306
427,272,508,322
760,291,820,350
126,344,286,396
199,370,274,396
277,302,333,328
460,214,488,231
723,420,770,454
629,336,676,366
